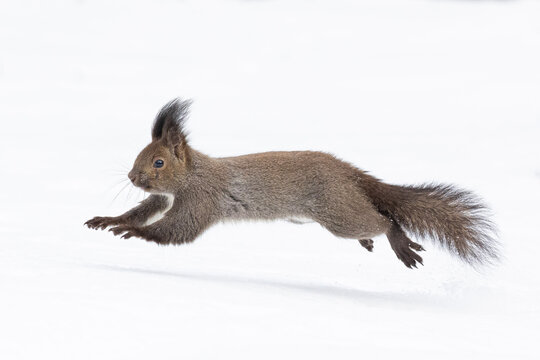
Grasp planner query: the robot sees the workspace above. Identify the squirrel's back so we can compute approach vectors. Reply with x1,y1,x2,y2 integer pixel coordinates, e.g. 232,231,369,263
218,151,377,221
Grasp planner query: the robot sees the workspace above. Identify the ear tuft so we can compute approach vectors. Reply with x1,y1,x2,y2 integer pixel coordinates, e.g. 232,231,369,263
151,98,192,142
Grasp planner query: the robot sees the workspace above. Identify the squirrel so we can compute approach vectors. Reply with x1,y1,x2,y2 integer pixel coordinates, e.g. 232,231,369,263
85,98,499,268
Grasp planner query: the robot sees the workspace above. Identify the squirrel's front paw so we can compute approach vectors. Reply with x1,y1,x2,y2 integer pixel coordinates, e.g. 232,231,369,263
85,216,123,230
109,225,141,240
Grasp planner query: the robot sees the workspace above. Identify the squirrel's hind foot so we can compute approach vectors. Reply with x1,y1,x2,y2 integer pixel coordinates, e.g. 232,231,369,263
387,223,425,269
358,239,374,252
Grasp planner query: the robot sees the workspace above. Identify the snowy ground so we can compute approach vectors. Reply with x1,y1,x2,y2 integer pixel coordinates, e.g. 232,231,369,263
1,0,539,359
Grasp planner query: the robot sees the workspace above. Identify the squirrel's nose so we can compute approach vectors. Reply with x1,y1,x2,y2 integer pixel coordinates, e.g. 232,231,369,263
128,171,137,184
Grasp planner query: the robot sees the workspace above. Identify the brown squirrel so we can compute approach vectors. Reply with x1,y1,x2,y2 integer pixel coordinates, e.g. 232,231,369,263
85,98,498,268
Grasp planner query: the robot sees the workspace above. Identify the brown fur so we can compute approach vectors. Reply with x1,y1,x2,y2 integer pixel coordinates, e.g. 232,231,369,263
85,98,499,268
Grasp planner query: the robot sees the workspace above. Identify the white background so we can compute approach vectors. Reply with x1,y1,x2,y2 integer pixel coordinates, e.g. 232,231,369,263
1,0,539,359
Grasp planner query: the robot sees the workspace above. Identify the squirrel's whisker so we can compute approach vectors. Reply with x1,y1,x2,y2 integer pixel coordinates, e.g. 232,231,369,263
125,184,135,204
112,182,130,202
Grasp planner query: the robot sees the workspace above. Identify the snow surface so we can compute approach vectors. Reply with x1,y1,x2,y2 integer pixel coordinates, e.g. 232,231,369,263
1,0,539,359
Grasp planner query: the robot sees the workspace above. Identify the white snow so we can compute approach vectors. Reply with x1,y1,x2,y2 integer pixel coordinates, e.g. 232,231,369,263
1,0,539,359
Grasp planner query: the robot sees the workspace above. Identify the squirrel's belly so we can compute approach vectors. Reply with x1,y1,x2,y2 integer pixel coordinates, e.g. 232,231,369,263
287,217,315,225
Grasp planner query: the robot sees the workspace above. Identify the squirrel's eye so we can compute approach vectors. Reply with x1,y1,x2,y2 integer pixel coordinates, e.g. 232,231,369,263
153,159,164,168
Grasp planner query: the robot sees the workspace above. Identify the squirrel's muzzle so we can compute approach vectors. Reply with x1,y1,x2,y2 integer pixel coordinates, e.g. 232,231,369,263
128,171,149,189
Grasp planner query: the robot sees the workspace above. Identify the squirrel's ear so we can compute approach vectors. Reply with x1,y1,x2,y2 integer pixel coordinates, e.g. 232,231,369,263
152,98,192,164
167,128,191,165
152,98,192,142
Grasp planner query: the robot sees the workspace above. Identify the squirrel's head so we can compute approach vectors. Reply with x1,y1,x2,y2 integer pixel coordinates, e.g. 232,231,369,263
128,98,192,194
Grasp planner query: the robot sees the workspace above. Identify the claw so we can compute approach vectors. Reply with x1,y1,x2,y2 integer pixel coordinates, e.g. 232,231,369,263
109,226,127,236
85,216,122,231
393,243,424,269
409,242,425,252
388,224,427,269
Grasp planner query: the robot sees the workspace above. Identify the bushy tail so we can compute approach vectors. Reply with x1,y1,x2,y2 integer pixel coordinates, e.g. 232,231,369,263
362,175,499,265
